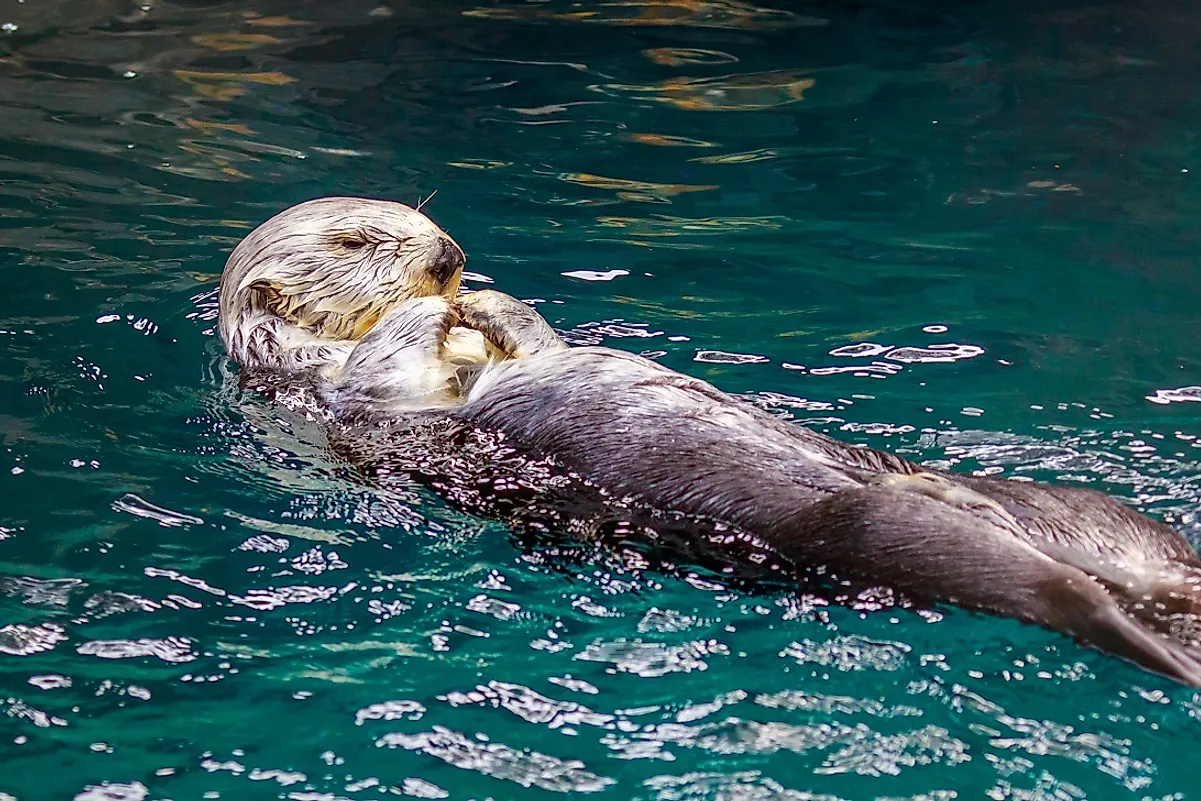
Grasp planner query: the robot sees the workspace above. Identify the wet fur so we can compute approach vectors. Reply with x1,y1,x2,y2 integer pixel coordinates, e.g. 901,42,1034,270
332,298,1201,687
218,196,466,379
219,199,1201,689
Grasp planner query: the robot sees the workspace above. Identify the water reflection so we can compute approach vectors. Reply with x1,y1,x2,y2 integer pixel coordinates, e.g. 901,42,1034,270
462,0,826,30
4,0,1201,799
602,70,816,112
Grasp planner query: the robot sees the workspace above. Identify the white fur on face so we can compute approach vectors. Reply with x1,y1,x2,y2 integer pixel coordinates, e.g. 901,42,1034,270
218,196,465,375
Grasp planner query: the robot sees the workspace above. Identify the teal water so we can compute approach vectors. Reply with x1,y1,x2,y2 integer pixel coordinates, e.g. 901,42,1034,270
5,1,1201,798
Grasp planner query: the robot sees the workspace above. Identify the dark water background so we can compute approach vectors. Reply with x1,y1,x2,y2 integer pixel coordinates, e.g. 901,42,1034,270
5,0,1201,798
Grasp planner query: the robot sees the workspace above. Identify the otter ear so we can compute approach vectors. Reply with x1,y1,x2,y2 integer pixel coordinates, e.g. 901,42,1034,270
247,279,287,317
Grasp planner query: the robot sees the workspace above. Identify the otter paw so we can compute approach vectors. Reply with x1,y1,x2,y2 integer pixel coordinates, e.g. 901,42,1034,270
455,290,567,358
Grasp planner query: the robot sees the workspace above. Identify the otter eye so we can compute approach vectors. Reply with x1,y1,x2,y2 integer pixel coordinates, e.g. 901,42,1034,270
339,236,367,250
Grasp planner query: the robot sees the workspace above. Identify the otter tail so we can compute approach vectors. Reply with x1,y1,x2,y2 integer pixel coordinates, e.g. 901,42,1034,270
773,485,1201,688
1027,539,1201,646
1035,568,1201,687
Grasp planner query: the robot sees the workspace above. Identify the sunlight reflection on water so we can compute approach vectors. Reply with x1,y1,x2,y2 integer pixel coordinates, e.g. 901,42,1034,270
4,0,1201,799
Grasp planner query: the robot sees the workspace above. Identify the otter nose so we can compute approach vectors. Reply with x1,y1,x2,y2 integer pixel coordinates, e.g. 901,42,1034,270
430,237,465,285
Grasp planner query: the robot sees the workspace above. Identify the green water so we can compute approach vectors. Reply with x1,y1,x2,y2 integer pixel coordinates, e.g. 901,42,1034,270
5,1,1201,798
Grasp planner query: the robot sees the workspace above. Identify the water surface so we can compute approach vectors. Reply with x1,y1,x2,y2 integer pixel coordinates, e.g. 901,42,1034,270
4,1,1201,798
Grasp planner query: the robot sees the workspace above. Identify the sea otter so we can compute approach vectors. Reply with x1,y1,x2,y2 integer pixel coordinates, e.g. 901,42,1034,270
217,197,1201,688
218,196,492,383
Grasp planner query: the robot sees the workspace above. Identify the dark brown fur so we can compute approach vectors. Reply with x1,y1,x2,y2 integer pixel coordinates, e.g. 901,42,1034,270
330,297,1201,688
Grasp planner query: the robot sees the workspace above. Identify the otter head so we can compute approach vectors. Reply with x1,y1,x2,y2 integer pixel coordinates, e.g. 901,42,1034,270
218,196,466,373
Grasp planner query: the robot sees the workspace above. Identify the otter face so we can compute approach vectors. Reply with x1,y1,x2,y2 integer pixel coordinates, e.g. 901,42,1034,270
218,196,465,371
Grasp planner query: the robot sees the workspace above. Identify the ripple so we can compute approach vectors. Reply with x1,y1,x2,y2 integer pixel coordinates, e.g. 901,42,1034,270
808,363,903,377
74,782,149,801
143,567,226,598
817,725,969,777
0,623,67,656
690,148,786,165
756,690,923,719
465,593,523,622
839,422,916,437
593,215,787,236
643,48,740,67
290,547,348,575
622,716,866,758
781,635,911,672
377,725,614,793
28,674,72,690
580,321,663,339
77,637,196,663
638,608,709,633
0,576,83,607
202,756,307,787
913,680,1157,788
442,680,614,732
829,342,893,358
5,696,67,728
885,344,985,364
238,534,291,553
548,675,601,694
562,269,630,282
355,700,426,726
79,592,164,624
574,638,728,677
231,585,338,611
111,493,204,528
602,70,816,112
400,778,449,799
644,770,845,801
694,350,769,365
1147,386,1201,405
748,392,838,414
552,170,717,200
247,768,307,786
464,0,826,30
801,339,987,380
622,133,717,148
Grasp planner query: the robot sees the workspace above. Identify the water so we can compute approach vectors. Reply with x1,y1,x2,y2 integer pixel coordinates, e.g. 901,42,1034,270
4,0,1201,798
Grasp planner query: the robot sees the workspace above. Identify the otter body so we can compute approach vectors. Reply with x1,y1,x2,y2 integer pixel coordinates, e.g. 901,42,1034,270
218,198,1201,688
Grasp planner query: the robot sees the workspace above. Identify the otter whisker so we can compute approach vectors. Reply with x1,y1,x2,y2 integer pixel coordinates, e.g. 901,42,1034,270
416,188,438,212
